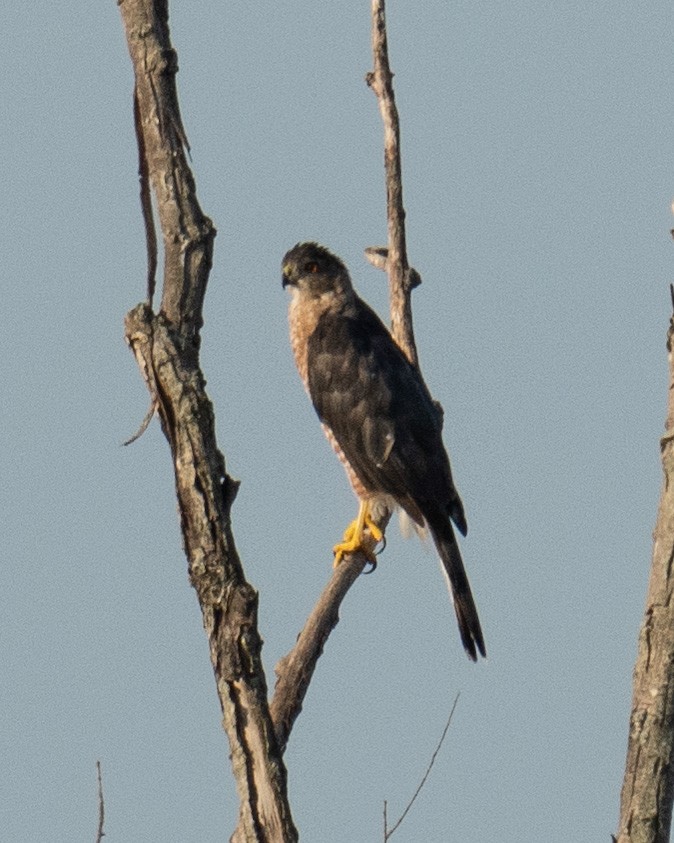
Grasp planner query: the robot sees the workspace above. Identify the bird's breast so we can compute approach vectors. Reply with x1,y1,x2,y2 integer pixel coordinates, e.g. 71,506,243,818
288,293,334,388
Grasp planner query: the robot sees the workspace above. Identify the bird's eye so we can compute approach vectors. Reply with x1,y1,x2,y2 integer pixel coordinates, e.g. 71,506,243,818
305,261,319,274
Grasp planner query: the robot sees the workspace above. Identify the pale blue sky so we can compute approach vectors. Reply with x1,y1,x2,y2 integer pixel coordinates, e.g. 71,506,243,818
2,3,673,841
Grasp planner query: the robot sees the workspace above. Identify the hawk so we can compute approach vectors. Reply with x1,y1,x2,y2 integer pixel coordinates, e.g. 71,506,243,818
282,242,485,660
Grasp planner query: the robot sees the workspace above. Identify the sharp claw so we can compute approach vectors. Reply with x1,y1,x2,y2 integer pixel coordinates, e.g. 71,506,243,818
332,502,385,568
332,541,378,568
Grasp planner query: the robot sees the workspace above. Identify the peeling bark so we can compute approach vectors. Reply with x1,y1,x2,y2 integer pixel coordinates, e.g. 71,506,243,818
119,2,297,839
616,300,674,843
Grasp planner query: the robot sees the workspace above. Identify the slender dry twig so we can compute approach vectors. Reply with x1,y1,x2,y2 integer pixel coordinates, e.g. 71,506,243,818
384,695,460,840
95,761,105,843
365,1,440,415
119,2,297,840
366,0,417,366
122,396,157,446
616,292,674,843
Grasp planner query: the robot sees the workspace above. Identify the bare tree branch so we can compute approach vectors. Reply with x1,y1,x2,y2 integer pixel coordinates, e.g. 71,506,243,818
616,288,674,842
366,0,417,365
122,395,157,446
119,2,297,840
95,761,105,843
384,695,460,840
270,555,367,754
365,2,440,419
121,0,211,346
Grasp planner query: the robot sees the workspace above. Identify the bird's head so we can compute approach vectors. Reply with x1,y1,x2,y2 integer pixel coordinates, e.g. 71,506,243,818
282,242,353,300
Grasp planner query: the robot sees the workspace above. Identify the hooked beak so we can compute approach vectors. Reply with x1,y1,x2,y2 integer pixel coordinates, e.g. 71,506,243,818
282,264,296,289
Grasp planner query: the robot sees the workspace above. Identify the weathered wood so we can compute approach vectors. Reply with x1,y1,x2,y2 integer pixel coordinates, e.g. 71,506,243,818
119,3,297,839
616,299,674,843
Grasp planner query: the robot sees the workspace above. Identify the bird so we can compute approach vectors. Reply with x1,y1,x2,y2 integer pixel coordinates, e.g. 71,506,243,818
281,242,485,660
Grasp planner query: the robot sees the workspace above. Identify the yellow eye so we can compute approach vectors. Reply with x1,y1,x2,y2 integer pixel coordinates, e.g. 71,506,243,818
305,261,319,274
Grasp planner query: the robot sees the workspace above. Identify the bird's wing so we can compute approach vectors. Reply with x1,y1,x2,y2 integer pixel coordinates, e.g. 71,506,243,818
307,297,463,531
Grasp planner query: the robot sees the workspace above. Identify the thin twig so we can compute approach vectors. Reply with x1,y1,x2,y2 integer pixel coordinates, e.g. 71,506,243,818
366,0,417,366
384,694,461,840
123,396,157,446
95,760,105,843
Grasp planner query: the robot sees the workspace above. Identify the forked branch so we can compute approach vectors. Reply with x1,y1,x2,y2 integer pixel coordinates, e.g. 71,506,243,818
119,2,296,840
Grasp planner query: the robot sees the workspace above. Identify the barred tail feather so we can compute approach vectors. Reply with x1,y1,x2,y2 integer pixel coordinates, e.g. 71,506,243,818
428,518,486,661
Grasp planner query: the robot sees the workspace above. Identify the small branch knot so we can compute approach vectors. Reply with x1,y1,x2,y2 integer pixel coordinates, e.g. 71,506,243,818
405,267,421,291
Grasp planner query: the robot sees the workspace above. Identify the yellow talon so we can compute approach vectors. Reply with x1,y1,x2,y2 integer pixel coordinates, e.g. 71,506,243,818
332,500,383,567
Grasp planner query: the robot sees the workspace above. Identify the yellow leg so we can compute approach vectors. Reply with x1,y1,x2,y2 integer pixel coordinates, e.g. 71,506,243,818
333,500,384,567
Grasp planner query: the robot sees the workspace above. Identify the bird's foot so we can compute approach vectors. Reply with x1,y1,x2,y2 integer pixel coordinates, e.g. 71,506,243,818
333,503,384,568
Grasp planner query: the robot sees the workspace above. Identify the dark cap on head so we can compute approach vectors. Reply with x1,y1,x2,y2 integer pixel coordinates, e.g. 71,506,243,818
281,242,348,291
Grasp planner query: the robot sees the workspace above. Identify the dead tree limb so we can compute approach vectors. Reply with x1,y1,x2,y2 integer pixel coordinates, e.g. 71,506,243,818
118,2,297,840
366,0,418,367
95,761,105,843
270,555,366,754
616,289,674,843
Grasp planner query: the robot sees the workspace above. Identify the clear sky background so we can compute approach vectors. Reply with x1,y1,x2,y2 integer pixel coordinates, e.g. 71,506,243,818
2,3,673,841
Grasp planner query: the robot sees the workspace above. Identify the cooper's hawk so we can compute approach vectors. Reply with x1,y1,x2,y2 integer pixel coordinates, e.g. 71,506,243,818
282,242,485,661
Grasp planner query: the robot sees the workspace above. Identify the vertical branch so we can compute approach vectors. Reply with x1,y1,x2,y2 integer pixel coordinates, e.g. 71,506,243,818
119,2,297,840
95,761,105,843
366,0,419,365
616,291,674,843
124,0,211,345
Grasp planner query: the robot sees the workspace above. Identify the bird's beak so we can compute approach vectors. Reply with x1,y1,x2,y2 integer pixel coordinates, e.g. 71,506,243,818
282,264,295,288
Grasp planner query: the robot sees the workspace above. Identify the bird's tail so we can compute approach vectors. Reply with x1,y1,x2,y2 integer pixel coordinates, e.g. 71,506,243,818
427,517,486,661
